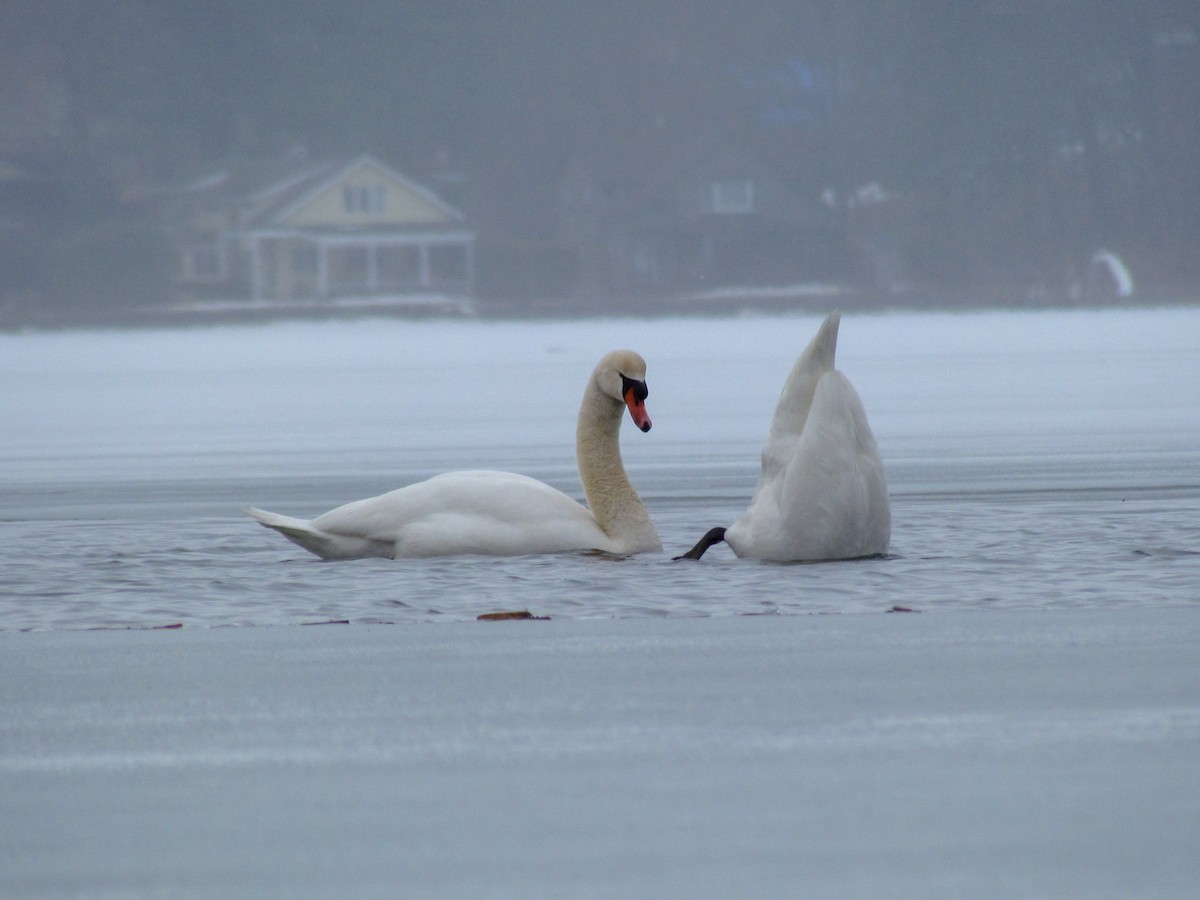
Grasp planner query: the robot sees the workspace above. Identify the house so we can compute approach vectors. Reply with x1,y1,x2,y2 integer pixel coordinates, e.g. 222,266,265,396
169,153,474,309
556,137,844,303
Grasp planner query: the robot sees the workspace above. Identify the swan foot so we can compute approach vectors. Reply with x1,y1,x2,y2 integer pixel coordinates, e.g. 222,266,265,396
673,527,727,561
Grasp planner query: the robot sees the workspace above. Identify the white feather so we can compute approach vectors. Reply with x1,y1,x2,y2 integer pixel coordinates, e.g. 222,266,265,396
248,350,661,559
715,313,891,561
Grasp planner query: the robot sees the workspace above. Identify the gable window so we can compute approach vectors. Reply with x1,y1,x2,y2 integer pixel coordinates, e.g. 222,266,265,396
343,184,386,214
711,179,754,214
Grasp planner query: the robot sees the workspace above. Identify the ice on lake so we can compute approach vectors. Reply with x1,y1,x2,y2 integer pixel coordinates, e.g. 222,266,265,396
0,306,1198,629
2,306,1200,899
4,610,1200,899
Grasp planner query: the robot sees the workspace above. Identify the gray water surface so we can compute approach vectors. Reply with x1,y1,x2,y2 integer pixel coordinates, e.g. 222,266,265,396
2,308,1198,629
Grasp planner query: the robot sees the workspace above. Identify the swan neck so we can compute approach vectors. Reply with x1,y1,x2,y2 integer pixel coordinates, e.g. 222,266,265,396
576,386,659,550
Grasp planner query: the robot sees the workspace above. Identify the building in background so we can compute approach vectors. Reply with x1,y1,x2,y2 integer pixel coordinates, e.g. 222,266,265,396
168,154,475,312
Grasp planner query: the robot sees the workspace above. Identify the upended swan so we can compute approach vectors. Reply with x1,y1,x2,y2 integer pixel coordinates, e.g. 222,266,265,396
247,350,662,559
678,313,890,562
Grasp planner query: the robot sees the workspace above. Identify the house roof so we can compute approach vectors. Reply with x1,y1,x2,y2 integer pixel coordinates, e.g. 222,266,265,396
260,155,465,229
178,153,467,232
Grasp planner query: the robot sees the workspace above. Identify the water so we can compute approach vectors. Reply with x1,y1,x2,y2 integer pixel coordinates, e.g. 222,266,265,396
2,307,1198,630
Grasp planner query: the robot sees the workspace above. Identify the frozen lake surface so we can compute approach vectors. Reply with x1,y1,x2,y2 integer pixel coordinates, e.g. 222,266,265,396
1,307,1198,628
3,610,1199,899
2,307,1199,897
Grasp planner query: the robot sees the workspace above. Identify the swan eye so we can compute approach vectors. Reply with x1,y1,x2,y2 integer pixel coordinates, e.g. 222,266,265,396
620,374,648,401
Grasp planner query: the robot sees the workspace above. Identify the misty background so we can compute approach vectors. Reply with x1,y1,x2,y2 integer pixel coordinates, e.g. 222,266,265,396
1,0,1198,326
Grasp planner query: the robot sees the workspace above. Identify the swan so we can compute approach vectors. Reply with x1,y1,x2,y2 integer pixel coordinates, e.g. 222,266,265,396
247,350,662,559
678,313,890,561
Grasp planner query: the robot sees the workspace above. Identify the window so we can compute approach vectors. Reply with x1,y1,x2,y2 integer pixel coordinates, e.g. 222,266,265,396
291,244,318,275
711,179,754,214
377,245,421,288
328,246,369,291
342,184,386,214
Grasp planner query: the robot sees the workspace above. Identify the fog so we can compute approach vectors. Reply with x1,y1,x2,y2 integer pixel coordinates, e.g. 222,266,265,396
2,2,1199,326
5,11,1200,893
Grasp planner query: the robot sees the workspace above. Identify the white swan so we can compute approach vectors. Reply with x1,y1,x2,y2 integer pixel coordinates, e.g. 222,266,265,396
248,350,662,559
678,313,890,561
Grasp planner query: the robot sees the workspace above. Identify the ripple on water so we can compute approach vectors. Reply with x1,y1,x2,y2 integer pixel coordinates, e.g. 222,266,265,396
3,486,1199,631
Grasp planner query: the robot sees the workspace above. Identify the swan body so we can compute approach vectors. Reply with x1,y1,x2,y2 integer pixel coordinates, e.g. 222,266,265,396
248,350,662,559
680,313,890,562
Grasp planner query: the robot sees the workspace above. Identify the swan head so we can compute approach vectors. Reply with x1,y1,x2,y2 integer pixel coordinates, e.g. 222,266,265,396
595,350,652,432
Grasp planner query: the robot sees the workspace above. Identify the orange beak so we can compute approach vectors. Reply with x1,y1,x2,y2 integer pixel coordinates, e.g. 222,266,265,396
624,387,652,432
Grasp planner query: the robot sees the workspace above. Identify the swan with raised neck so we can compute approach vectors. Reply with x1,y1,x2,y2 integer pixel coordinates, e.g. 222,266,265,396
247,349,661,559
576,349,662,553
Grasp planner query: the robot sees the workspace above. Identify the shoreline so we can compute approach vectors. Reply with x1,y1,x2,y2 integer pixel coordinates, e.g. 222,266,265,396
4,286,1198,334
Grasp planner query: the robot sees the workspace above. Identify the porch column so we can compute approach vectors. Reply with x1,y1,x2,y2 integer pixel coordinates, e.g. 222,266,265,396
418,243,431,287
249,235,262,302
317,240,329,298
464,239,475,295
367,242,379,293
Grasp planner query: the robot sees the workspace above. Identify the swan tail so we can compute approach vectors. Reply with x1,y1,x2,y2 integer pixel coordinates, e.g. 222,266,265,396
246,507,351,560
810,311,840,369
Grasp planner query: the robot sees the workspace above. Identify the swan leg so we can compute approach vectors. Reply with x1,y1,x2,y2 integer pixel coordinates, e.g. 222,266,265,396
673,527,727,561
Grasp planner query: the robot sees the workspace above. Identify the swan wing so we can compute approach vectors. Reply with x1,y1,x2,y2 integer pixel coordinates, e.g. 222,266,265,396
311,470,617,558
756,312,841,485
728,350,890,561
779,372,889,559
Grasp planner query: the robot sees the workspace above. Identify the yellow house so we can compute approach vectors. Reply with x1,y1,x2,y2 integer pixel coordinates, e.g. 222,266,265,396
173,154,474,308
